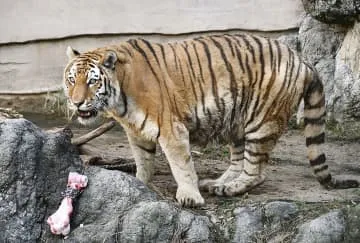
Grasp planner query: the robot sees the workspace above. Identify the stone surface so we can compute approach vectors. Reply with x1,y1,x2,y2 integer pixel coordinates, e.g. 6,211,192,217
233,206,263,243
344,204,360,242
293,210,346,243
298,15,347,107
43,167,157,242
328,21,360,121
277,33,300,52
264,201,299,228
302,0,360,24
337,21,360,76
0,0,304,44
0,119,83,242
118,201,212,243
51,167,213,242
298,15,346,65
0,118,214,242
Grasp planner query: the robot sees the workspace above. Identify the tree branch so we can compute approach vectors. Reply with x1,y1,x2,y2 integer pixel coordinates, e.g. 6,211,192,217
72,120,116,146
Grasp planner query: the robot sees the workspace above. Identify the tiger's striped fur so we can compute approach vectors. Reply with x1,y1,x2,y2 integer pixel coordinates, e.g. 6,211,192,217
63,34,359,207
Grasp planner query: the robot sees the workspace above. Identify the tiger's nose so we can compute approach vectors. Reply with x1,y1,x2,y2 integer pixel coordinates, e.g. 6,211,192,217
73,100,84,108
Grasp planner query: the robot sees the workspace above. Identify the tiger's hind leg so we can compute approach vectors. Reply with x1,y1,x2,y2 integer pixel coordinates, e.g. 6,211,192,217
199,138,245,193
214,123,281,196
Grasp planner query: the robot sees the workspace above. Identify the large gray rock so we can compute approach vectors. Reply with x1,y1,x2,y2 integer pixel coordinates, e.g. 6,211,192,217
0,119,83,242
298,15,347,112
0,118,214,242
293,210,346,243
119,201,212,243
233,206,263,243
2,118,359,243
328,21,360,122
51,167,213,243
344,204,360,242
277,33,300,52
302,0,360,24
299,15,347,65
43,167,157,242
298,15,360,125
264,201,299,228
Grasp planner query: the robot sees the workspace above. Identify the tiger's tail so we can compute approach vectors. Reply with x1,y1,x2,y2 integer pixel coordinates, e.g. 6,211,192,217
303,70,359,189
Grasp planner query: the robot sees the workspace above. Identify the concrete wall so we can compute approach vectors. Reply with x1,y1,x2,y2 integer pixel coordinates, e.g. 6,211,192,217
0,0,304,94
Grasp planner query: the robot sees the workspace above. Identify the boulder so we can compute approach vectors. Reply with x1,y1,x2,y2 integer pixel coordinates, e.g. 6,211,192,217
1,118,359,243
328,21,360,122
264,201,299,228
302,0,360,25
298,15,347,117
49,167,214,243
293,210,346,243
0,119,83,242
277,33,300,52
233,206,263,243
0,118,214,242
118,201,212,243
344,203,360,242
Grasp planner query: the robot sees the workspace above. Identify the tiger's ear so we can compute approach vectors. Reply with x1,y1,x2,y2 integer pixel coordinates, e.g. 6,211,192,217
66,46,80,60
103,51,118,69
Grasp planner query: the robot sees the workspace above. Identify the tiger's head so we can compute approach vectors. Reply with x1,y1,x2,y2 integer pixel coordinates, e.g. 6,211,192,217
63,46,130,125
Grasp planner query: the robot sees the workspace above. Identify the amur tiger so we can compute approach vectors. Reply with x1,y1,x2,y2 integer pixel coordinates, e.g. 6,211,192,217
63,33,359,207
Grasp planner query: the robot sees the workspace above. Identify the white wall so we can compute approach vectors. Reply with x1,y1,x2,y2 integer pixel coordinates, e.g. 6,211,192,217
0,0,304,94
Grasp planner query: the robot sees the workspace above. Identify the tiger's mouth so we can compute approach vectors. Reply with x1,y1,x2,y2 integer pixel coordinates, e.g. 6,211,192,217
77,109,98,119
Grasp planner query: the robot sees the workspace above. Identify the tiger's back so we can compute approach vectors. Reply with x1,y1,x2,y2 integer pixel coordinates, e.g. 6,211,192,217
133,34,308,145
63,33,359,207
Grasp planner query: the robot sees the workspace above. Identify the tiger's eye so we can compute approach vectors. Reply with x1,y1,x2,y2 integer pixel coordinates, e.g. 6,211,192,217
68,77,75,85
88,79,98,85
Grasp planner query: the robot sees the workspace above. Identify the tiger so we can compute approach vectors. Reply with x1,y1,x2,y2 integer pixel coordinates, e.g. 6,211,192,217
63,33,359,207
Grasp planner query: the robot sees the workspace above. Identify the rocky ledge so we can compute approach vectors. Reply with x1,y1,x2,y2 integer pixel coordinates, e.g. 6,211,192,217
1,118,360,242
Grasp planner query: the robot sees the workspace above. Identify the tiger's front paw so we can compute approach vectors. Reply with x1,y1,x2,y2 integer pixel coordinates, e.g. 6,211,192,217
176,185,205,207
199,178,217,191
199,179,230,195
213,174,266,196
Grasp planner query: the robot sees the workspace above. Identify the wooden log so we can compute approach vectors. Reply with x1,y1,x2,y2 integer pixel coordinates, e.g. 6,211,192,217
72,120,116,146
0,107,23,121
86,157,136,173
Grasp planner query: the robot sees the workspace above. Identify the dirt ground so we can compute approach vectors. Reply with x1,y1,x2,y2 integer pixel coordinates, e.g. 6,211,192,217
25,113,360,209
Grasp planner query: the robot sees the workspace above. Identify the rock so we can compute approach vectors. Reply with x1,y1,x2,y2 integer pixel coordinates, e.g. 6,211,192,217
293,210,346,243
299,15,360,124
344,204,360,242
43,166,156,242
118,201,212,243
328,61,357,122
337,21,360,76
277,33,300,52
233,206,263,243
302,0,360,25
50,167,213,242
0,118,214,242
0,107,23,120
328,21,360,122
264,201,299,228
299,15,346,65
298,14,347,109
0,119,83,242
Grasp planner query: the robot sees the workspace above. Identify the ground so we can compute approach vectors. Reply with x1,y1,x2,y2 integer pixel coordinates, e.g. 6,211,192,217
25,113,360,209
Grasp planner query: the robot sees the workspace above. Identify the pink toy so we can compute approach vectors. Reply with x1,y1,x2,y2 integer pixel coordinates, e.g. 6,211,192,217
47,172,88,236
